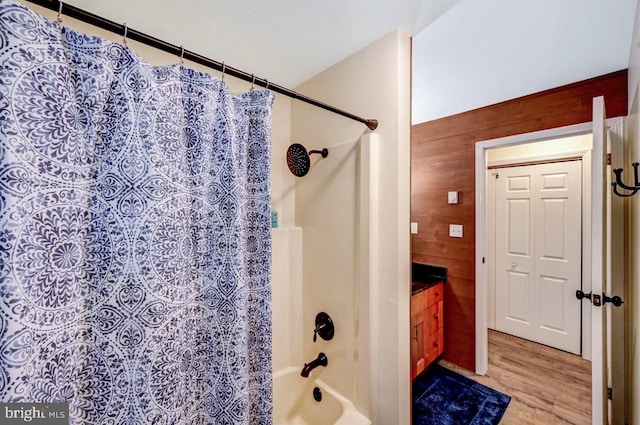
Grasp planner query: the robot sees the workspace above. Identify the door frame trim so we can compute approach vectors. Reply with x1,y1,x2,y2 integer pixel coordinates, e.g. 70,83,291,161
475,121,607,374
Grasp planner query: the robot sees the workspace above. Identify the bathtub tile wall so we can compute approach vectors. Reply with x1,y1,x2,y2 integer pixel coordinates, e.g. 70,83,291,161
271,228,303,371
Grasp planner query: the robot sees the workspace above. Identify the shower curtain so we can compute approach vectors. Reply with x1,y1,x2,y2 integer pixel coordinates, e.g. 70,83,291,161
0,1,273,424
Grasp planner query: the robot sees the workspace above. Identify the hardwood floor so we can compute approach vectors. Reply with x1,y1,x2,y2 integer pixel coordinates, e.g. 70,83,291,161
439,330,591,424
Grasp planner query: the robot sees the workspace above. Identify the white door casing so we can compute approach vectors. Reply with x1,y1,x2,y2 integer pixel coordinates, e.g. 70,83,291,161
475,107,626,424
494,161,582,354
475,121,594,376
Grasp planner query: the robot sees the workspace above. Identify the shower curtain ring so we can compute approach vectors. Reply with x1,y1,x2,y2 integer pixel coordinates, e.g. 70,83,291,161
56,0,63,24
221,62,226,81
179,45,185,67
122,23,128,46
251,74,255,91
265,80,269,90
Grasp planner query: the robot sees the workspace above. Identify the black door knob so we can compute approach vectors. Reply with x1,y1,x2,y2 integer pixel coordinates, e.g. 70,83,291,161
575,290,592,303
603,293,624,307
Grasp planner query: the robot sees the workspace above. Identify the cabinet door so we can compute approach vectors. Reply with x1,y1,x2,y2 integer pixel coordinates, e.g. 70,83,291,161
411,311,426,379
411,283,444,380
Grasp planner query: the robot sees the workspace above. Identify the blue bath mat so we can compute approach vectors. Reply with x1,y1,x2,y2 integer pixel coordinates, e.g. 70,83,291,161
413,363,510,425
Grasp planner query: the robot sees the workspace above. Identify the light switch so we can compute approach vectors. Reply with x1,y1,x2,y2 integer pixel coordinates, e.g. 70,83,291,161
448,191,459,204
449,224,463,238
411,222,418,234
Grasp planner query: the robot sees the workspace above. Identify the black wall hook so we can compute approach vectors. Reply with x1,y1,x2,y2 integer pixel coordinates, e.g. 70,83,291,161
612,162,640,197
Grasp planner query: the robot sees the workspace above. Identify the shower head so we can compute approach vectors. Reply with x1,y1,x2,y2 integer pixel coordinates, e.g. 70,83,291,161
286,143,329,177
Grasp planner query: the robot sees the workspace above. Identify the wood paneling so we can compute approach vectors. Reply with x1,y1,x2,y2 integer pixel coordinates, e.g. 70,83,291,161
411,69,628,371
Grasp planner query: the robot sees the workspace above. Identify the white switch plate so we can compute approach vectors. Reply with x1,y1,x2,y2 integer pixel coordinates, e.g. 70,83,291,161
410,222,418,234
449,224,463,238
448,191,459,204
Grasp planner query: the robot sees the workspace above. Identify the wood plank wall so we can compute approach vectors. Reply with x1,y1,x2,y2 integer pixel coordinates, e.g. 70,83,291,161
410,69,628,371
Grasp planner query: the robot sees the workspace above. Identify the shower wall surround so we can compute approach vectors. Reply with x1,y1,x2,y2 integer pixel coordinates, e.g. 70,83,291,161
292,29,411,424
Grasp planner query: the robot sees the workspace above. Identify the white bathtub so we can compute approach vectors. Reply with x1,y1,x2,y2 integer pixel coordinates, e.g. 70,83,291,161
273,367,371,425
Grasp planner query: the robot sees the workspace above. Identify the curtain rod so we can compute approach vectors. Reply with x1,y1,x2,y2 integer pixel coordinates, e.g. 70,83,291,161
24,0,379,131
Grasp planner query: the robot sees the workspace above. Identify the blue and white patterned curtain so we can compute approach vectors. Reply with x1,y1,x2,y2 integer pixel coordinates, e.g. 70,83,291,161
0,1,273,423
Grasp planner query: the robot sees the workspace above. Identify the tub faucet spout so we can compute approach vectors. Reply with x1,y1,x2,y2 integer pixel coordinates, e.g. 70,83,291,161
301,352,328,377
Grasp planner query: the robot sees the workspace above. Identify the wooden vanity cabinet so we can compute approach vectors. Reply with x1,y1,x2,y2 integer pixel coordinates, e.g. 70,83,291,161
411,282,444,380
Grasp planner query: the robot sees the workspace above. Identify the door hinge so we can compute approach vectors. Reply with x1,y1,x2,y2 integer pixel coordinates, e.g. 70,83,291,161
608,387,613,400
607,153,612,165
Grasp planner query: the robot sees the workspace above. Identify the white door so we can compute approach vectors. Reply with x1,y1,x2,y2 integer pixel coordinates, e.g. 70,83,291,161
591,96,625,424
591,95,608,425
494,160,582,353
607,118,625,424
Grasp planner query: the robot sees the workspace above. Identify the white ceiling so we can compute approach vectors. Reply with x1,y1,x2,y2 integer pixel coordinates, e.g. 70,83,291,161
63,0,460,88
412,0,638,123
48,0,638,123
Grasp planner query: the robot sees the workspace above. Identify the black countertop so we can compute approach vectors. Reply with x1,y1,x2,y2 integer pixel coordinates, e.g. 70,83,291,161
411,263,447,295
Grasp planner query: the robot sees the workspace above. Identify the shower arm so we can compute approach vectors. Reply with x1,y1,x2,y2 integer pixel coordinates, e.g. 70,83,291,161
308,149,329,158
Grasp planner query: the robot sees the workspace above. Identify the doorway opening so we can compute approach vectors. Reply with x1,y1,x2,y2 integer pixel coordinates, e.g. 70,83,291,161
475,122,596,374
474,114,626,424
482,133,594,422
486,134,592,355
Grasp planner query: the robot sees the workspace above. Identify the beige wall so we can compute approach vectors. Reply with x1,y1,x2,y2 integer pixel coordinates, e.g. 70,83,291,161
271,228,302,371
628,0,640,422
292,28,411,424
